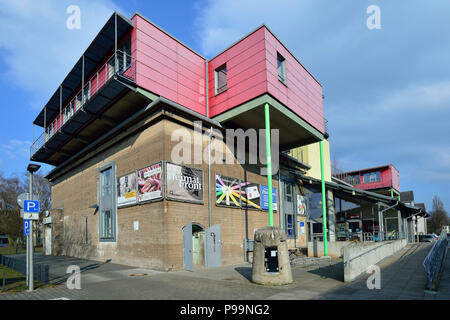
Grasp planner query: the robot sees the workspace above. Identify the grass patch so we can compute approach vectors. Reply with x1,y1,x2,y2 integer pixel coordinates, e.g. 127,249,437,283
0,264,51,293
0,246,43,255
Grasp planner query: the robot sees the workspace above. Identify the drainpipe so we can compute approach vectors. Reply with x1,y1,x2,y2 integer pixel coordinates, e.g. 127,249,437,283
264,103,273,226
208,126,213,228
206,60,212,228
320,141,328,256
278,171,283,229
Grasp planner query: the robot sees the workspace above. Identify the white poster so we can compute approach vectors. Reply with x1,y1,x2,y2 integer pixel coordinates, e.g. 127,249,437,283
117,172,137,207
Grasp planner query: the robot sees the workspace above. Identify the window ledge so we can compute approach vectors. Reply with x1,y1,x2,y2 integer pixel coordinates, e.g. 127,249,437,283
278,78,287,87
215,89,227,97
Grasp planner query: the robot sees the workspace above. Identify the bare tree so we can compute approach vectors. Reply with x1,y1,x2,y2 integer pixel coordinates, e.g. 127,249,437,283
429,196,450,234
331,156,344,176
0,172,26,246
24,171,52,246
0,171,52,247
24,171,52,219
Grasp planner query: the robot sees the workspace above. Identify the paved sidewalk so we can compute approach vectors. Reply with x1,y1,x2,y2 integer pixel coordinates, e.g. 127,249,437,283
0,243,440,300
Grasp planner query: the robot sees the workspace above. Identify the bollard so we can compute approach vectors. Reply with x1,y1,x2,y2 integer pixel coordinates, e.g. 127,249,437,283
252,226,293,285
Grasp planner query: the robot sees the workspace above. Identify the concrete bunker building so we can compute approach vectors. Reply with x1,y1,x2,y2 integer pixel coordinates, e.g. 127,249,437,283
32,11,427,271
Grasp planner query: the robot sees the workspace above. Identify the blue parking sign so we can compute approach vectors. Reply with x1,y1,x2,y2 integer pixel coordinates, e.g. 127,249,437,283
24,200,39,213
24,220,30,236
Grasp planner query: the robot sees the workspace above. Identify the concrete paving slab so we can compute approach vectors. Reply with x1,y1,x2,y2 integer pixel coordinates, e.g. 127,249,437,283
0,243,442,300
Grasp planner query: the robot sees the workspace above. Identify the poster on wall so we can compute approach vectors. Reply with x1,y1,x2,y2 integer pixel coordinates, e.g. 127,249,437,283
215,174,246,208
117,171,137,207
137,162,163,203
260,185,278,211
240,182,261,209
297,195,306,216
166,162,203,203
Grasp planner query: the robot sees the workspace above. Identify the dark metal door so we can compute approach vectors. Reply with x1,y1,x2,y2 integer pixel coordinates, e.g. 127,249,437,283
205,224,222,267
182,223,193,271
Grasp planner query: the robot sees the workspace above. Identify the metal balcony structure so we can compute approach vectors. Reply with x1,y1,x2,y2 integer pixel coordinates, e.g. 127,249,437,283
29,12,147,166
30,50,136,158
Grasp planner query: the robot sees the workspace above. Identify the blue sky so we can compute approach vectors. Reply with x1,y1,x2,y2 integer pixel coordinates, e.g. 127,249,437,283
0,0,449,212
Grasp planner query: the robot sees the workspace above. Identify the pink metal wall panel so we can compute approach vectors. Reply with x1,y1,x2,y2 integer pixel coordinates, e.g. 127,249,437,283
351,165,400,191
208,27,267,117
133,14,206,115
207,26,324,136
391,165,400,192
264,28,324,134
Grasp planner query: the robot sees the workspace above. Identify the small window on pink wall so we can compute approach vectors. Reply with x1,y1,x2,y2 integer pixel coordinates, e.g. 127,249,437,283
277,52,286,85
215,64,227,95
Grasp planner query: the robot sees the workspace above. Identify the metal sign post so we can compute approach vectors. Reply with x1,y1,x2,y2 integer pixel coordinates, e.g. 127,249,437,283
25,163,40,292
24,218,30,284
17,193,29,284
28,172,34,292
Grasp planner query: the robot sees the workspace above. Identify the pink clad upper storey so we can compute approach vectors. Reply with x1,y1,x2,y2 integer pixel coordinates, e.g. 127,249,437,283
31,11,325,165
335,164,400,193
208,26,324,134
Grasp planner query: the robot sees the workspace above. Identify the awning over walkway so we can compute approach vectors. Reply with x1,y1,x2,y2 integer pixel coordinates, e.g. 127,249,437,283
294,174,426,218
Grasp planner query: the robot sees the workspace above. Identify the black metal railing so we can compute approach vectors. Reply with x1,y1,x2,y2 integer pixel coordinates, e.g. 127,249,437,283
423,231,448,291
30,50,136,158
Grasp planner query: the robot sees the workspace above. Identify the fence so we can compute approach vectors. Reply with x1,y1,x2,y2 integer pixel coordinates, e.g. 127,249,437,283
423,231,448,291
0,254,50,286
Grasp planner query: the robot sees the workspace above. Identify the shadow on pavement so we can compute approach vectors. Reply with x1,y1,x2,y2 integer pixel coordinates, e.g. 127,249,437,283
51,259,112,285
234,266,252,282
306,262,344,282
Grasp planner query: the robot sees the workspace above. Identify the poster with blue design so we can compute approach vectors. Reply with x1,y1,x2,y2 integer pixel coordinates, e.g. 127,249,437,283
260,185,278,211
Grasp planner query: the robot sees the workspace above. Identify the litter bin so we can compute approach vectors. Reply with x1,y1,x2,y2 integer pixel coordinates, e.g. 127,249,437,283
251,226,293,285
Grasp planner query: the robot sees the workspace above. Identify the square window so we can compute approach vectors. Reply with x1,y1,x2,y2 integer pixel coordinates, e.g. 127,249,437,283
363,171,381,183
277,53,286,84
215,64,227,95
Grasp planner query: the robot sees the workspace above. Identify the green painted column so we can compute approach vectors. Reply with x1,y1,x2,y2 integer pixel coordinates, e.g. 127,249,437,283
391,189,394,198
320,141,328,256
264,103,274,226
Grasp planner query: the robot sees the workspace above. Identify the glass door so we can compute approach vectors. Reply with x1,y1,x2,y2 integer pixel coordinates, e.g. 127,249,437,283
99,165,115,240
283,182,296,238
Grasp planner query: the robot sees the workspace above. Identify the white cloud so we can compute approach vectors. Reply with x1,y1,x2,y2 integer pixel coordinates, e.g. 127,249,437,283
193,0,450,202
194,0,364,58
0,0,123,110
0,139,31,160
379,81,450,112
195,0,313,57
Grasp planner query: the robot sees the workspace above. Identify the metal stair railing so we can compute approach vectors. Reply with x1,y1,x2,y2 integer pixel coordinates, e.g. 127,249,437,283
423,231,448,291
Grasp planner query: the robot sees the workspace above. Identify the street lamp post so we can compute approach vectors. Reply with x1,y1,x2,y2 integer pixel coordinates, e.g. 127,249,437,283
27,163,40,292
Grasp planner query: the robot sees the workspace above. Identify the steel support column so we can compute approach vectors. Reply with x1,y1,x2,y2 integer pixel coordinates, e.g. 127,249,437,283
82,55,85,105
264,103,273,226
115,13,118,75
320,141,327,255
